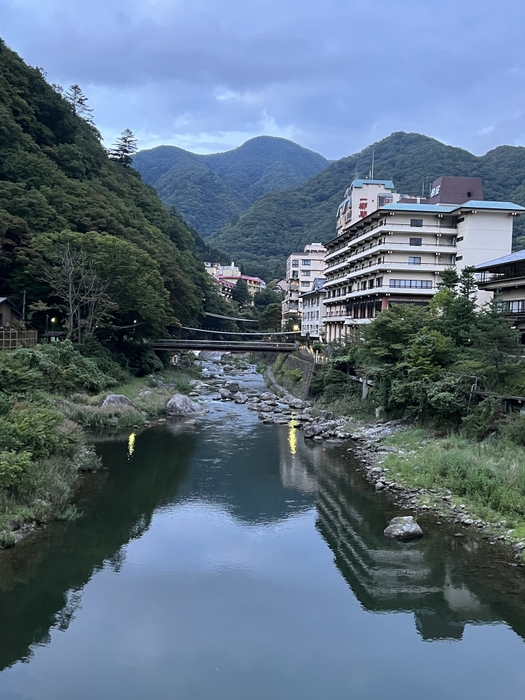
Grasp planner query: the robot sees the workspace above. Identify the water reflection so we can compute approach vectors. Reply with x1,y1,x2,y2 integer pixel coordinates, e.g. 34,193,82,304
2,394,525,695
279,437,525,643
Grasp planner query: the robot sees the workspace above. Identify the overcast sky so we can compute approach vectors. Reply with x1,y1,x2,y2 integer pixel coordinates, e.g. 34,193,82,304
1,0,524,159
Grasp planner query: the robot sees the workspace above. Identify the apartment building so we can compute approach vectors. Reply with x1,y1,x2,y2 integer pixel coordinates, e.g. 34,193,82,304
282,243,326,329
300,278,326,339
323,177,524,342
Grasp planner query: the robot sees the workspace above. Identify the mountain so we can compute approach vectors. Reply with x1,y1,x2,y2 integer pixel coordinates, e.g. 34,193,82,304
0,38,231,341
132,136,330,238
206,132,525,279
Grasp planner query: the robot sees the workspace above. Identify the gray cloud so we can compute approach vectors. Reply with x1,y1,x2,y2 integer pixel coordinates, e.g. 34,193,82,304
1,0,524,158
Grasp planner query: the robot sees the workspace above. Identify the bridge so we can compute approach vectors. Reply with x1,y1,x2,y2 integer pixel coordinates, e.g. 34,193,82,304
149,339,298,353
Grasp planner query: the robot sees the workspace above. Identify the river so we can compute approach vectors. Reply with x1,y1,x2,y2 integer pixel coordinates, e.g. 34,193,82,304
1,361,525,699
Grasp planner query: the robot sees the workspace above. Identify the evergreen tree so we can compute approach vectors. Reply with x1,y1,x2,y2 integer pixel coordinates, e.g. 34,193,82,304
109,129,138,166
64,84,94,124
231,278,250,306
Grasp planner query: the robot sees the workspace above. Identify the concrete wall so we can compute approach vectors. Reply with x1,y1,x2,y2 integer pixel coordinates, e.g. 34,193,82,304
274,353,316,400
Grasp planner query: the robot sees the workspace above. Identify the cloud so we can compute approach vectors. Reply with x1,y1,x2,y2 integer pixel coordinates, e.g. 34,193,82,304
1,0,524,158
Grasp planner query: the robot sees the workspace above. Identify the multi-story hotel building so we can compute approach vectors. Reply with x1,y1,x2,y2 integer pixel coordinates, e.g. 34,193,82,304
282,243,326,329
323,177,524,342
300,278,326,339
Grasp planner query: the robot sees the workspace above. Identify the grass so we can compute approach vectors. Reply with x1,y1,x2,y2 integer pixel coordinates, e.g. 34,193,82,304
381,428,525,530
51,367,203,430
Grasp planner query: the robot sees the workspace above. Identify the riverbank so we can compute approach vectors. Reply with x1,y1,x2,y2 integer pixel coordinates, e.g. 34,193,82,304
266,354,525,561
0,344,202,549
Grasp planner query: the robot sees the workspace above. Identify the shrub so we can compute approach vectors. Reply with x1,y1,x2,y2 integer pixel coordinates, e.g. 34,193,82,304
0,451,33,489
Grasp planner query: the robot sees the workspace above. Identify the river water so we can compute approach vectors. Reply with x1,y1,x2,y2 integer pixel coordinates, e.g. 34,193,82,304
1,362,525,699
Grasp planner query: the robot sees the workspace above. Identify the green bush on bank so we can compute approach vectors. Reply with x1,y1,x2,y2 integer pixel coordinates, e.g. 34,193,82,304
383,429,525,523
0,341,117,395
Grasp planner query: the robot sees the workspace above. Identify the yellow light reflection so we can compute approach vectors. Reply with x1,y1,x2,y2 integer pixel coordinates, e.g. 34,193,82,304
128,432,136,459
288,423,297,455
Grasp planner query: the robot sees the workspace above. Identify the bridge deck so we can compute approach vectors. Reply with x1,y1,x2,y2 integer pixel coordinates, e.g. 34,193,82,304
149,339,297,353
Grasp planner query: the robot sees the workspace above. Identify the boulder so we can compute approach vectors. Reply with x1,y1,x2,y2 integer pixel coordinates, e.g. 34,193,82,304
219,388,233,400
102,394,135,408
260,392,277,402
289,398,307,409
166,394,207,416
318,410,334,421
384,516,423,541
304,424,324,439
233,391,248,404
224,380,240,392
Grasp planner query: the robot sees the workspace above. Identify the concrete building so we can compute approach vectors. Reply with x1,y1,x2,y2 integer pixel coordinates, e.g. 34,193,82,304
323,177,524,342
204,261,265,302
282,243,326,329
476,250,525,343
300,278,326,340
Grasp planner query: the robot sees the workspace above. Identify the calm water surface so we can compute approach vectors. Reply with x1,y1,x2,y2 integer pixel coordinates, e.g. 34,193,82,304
2,363,525,699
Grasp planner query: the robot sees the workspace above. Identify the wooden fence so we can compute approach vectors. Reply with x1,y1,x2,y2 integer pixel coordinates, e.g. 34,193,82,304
0,330,38,350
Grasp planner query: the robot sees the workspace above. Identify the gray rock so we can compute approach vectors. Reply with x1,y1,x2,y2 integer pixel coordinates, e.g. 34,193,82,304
233,391,248,404
384,516,423,541
303,424,324,439
289,398,307,409
224,380,240,392
318,410,334,421
102,394,136,408
219,388,234,400
166,394,208,416
260,392,277,402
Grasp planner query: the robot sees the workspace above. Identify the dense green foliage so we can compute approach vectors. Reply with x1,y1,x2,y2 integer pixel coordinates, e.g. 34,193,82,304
132,137,329,238
208,132,525,279
0,38,234,344
316,270,525,435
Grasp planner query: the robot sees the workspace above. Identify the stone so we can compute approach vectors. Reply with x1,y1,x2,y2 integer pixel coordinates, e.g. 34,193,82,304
102,394,135,408
166,394,208,416
289,398,307,409
224,380,240,392
219,388,234,400
318,410,334,421
384,516,423,541
233,391,248,404
260,392,276,402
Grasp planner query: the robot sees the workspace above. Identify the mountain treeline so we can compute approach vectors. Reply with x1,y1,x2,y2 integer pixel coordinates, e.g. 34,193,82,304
207,132,525,279
132,137,329,239
0,38,234,367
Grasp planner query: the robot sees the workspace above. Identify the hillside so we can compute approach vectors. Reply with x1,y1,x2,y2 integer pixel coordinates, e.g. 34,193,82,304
207,132,525,279
0,38,232,344
132,137,329,238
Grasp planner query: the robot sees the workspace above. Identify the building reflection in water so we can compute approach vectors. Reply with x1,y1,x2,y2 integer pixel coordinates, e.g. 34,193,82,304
276,429,525,642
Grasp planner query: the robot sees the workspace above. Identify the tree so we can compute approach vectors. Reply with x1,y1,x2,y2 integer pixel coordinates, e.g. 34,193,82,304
231,278,250,306
64,84,94,124
260,303,282,331
43,243,115,342
109,128,138,166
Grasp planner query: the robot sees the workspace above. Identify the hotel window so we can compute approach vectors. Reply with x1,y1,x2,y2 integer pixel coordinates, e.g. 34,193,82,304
410,219,423,227
301,281,310,287
375,276,383,287
408,256,421,265
292,271,298,278
368,280,374,289
360,281,367,290
390,279,433,289
301,259,311,266
302,270,310,276
292,260,299,267
409,237,422,246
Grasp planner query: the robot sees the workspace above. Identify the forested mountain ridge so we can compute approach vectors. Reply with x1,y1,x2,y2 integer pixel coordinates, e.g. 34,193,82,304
207,132,525,280
0,38,230,344
132,137,329,238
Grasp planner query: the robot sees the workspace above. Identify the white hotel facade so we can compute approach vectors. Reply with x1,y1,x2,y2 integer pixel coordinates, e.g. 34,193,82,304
322,177,524,343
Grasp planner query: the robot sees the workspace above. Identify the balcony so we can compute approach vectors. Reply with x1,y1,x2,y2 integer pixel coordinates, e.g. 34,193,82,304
0,330,38,350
